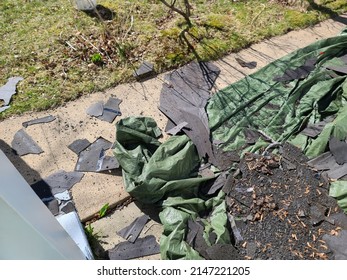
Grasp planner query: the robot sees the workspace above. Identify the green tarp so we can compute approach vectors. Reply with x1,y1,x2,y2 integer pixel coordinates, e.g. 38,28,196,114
207,32,347,158
113,117,230,259
330,181,347,212
114,29,347,260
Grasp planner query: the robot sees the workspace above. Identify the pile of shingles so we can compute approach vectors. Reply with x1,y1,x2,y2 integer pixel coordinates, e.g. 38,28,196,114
308,137,347,181
159,61,240,171
157,61,347,260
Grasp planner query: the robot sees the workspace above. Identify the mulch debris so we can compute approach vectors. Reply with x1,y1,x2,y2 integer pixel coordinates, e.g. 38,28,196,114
223,143,343,260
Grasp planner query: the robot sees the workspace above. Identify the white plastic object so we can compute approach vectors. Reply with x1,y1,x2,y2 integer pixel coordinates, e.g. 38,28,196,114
0,150,86,259
56,211,94,260
73,0,97,11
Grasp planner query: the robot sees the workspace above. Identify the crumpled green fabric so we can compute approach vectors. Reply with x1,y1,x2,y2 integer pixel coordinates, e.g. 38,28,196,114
329,181,347,213
304,103,347,158
113,116,208,204
160,190,230,260
113,116,230,259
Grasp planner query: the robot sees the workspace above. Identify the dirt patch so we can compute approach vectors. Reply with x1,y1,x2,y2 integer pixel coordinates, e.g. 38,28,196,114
224,143,342,260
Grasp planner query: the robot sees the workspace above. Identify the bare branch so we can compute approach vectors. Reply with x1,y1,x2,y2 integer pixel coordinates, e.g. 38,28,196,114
159,0,192,27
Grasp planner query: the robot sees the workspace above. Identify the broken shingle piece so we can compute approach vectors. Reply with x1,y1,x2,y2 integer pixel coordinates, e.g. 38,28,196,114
108,235,160,260
45,199,60,216
207,172,228,195
205,244,240,260
330,213,347,229
244,128,261,144
166,121,189,136
45,170,84,195
186,219,204,246
133,61,155,81
323,230,347,260
310,204,328,225
274,57,317,82
99,156,119,171
31,170,84,198
86,97,122,123
329,137,347,165
227,213,243,244
212,145,240,171
117,214,150,243
189,225,210,259
326,164,347,180
326,65,347,75
75,137,119,172
200,172,227,195
0,76,23,106
307,152,340,171
86,101,104,117
97,97,122,123
300,116,334,138
235,57,257,69
11,129,44,156
281,158,296,171
164,118,177,133
68,138,91,155
61,201,76,214
22,115,56,128
159,61,220,166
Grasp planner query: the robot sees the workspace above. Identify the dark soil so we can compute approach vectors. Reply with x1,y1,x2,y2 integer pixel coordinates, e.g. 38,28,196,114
224,143,342,260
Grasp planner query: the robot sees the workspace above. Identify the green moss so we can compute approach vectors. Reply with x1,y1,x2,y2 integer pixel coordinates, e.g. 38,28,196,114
197,38,229,60
203,14,231,30
284,10,319,28
160,27,182,38
228,32,249,51
165,52,187,66
323,0,347,11
188,26,208,41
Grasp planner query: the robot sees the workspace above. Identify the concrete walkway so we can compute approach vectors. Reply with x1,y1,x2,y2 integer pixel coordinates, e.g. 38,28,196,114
1,14,346,259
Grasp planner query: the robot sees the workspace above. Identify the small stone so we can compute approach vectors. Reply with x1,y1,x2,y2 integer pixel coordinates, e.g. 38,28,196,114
298,209,305,217
246,214,253,221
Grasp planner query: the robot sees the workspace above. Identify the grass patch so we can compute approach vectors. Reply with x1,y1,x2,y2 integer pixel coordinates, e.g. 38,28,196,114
1,0,346,119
